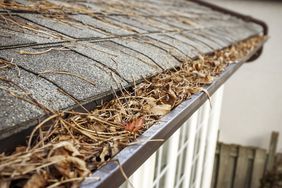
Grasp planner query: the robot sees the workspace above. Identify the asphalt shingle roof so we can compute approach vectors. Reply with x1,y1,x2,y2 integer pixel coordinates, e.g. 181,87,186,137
0,0,263,140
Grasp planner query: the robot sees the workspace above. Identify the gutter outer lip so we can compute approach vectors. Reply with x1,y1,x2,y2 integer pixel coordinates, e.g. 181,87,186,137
192,0,268,62
81,39,267,188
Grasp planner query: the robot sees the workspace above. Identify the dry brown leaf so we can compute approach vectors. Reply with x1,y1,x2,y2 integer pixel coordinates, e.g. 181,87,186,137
21,165,38,174
49,155,90,179
151,104,172,116
58,135,73,141
188,87,202,94
205,75,214,83
145,97,157,106
198,75,214,84
99,144,111,162
23,171,48,188
193,63,202,71
143,103,153,114
166,88,177,106
110,140,121,157
143,97,157,113
124,117,145,132
192,71,206,78
0,180,11,188
49,141,81,157
14,146,27,153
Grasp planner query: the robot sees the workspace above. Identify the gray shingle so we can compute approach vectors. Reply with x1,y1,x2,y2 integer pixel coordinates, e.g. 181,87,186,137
20,14,107,39
72,15,133,36
0,48,126,101
70,41,162,82
0,15,68,48
112,38,182,69
0,68,75,139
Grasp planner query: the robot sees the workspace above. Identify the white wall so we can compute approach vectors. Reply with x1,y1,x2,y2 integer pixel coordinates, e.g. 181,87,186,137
206,1,282,151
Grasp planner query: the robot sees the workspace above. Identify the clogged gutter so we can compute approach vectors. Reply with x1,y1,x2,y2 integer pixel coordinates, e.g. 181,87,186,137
0,36,265,188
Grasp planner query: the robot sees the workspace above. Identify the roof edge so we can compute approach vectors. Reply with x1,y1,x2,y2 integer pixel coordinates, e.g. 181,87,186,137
191,0,268,62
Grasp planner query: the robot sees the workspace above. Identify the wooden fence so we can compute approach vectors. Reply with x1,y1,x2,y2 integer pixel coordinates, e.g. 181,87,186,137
211,132,280,188
211,143,267,188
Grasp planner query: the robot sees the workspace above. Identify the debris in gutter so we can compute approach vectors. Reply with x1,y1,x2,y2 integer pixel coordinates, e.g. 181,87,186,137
0,36,265,187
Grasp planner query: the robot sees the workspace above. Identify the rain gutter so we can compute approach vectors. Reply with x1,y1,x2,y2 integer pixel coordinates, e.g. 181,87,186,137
81,38,267,188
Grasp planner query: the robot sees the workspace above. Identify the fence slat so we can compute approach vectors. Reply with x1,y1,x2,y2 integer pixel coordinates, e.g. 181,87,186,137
266,132,279,172
251,149,267,188
216,144,231,188
233,147,249,188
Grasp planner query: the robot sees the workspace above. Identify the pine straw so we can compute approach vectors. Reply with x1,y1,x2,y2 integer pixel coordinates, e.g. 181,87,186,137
0,14,67,40
0,0,106,30
0,36,265,188
0,59,15,71
0,1,95,18
0,0,149,18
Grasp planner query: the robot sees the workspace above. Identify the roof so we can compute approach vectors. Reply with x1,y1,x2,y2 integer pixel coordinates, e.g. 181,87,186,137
0,0,263,142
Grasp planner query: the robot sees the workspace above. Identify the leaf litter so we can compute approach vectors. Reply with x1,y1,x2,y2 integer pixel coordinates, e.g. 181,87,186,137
0,35,265,187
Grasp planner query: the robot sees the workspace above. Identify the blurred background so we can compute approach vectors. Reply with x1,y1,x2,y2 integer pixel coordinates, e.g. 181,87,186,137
204,0,282,151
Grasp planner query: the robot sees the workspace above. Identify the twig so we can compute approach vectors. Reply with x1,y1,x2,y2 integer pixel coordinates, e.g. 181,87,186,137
57,88,89,113
200,88,212,109
126,138,164,146
111,159,135,188
27,113,61,150
1,15,61,39
6,58,21,77
39,70,96,86
18,47,69,55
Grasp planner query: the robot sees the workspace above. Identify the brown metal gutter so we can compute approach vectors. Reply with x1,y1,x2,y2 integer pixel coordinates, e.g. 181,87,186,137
81,38,267,188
